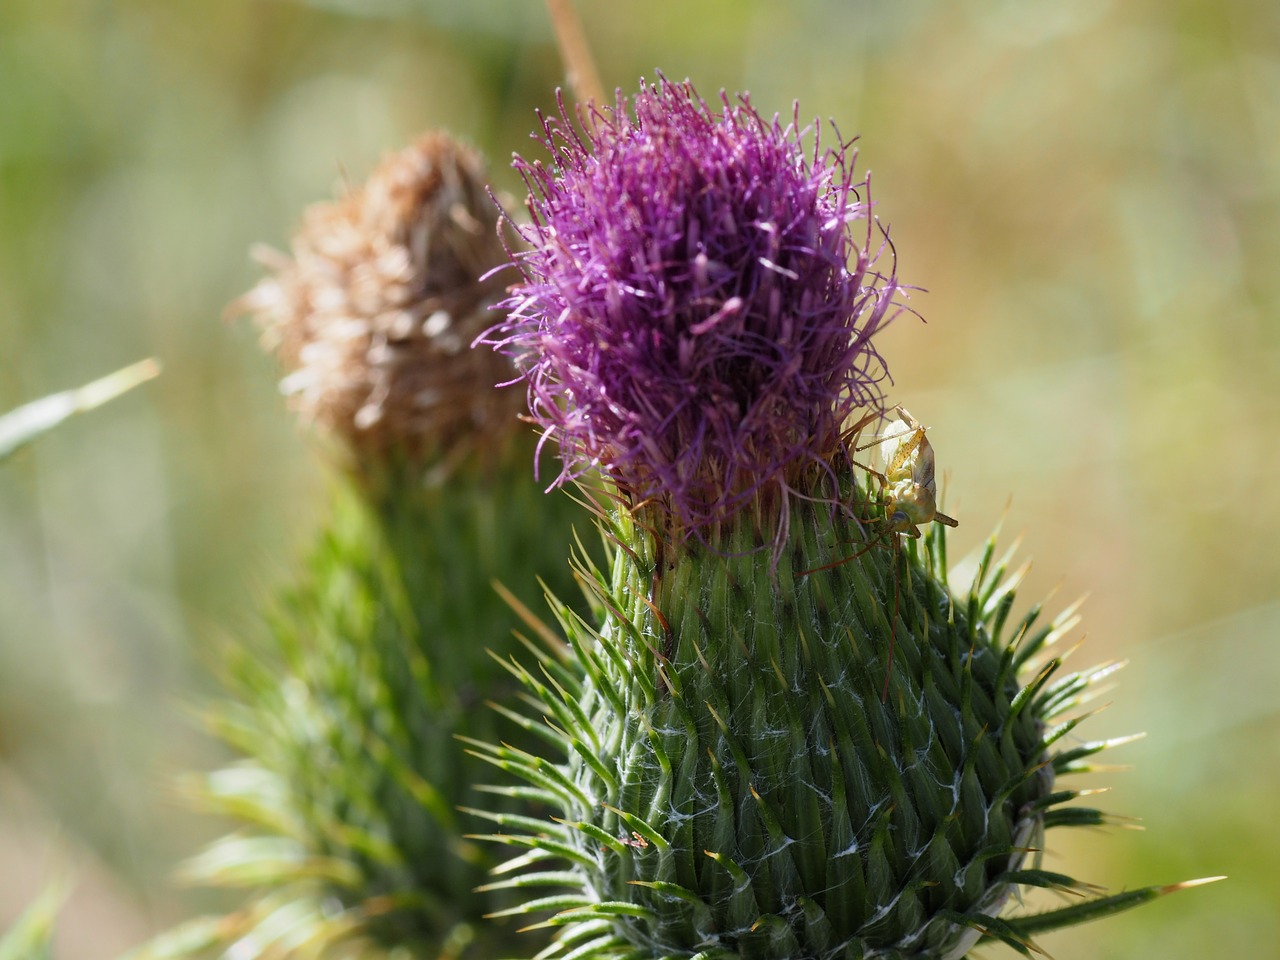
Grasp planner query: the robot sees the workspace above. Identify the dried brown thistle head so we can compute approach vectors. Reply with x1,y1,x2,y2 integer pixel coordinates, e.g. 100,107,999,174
234,132,521,477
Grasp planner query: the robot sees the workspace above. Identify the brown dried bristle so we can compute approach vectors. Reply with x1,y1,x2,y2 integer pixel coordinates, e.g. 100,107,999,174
233,133,520,472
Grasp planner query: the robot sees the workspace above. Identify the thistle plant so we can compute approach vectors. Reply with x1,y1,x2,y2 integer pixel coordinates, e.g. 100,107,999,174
152,133,589,960
469,78,1201,959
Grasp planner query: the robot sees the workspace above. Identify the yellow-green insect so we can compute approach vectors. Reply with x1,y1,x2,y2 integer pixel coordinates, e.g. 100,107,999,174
854,405,958,537
802,405,959,702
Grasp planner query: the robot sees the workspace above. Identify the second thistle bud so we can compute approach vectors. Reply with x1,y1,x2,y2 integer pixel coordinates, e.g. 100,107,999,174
178,132,590,959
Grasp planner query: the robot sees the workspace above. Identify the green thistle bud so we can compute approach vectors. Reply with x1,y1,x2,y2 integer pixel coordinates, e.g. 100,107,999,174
470,79,1200,959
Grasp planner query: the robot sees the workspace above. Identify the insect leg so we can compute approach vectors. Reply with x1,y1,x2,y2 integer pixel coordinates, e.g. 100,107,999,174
880,540,913,703
877,543,896,702
798,524,891,578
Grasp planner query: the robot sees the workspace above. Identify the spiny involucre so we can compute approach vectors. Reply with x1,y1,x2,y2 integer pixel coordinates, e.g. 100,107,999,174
471,77,1198,960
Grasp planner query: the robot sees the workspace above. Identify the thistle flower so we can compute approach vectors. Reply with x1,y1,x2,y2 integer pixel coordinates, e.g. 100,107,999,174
471,78,1195,960
155,132,591,960
237,132,520,474
485,78,895,543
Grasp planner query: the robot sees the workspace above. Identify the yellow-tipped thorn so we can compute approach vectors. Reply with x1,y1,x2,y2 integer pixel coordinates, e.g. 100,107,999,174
1163,876,1227,894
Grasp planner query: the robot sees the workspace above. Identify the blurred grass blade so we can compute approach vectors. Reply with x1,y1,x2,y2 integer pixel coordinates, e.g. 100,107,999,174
0,358,160,462
0,881,69,960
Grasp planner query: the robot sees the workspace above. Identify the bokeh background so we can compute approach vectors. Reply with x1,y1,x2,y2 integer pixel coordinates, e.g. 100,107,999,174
1,0,1275,956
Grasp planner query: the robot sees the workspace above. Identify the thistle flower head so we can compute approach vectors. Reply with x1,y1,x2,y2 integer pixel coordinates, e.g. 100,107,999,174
235,132,519,472
489,78,899,538
469,80,1194,960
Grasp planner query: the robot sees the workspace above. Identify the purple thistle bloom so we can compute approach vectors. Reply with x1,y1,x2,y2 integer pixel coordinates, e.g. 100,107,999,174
487,77,903,541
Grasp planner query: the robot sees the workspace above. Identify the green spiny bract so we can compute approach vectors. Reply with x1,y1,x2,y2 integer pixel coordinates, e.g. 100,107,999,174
472,471,1160,960
162,460,591,960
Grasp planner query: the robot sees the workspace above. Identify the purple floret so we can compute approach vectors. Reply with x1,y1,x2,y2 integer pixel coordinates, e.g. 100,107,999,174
486,77,903,540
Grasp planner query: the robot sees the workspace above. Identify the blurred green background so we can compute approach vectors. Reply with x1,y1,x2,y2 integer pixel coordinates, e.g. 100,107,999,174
1,0,1275,956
